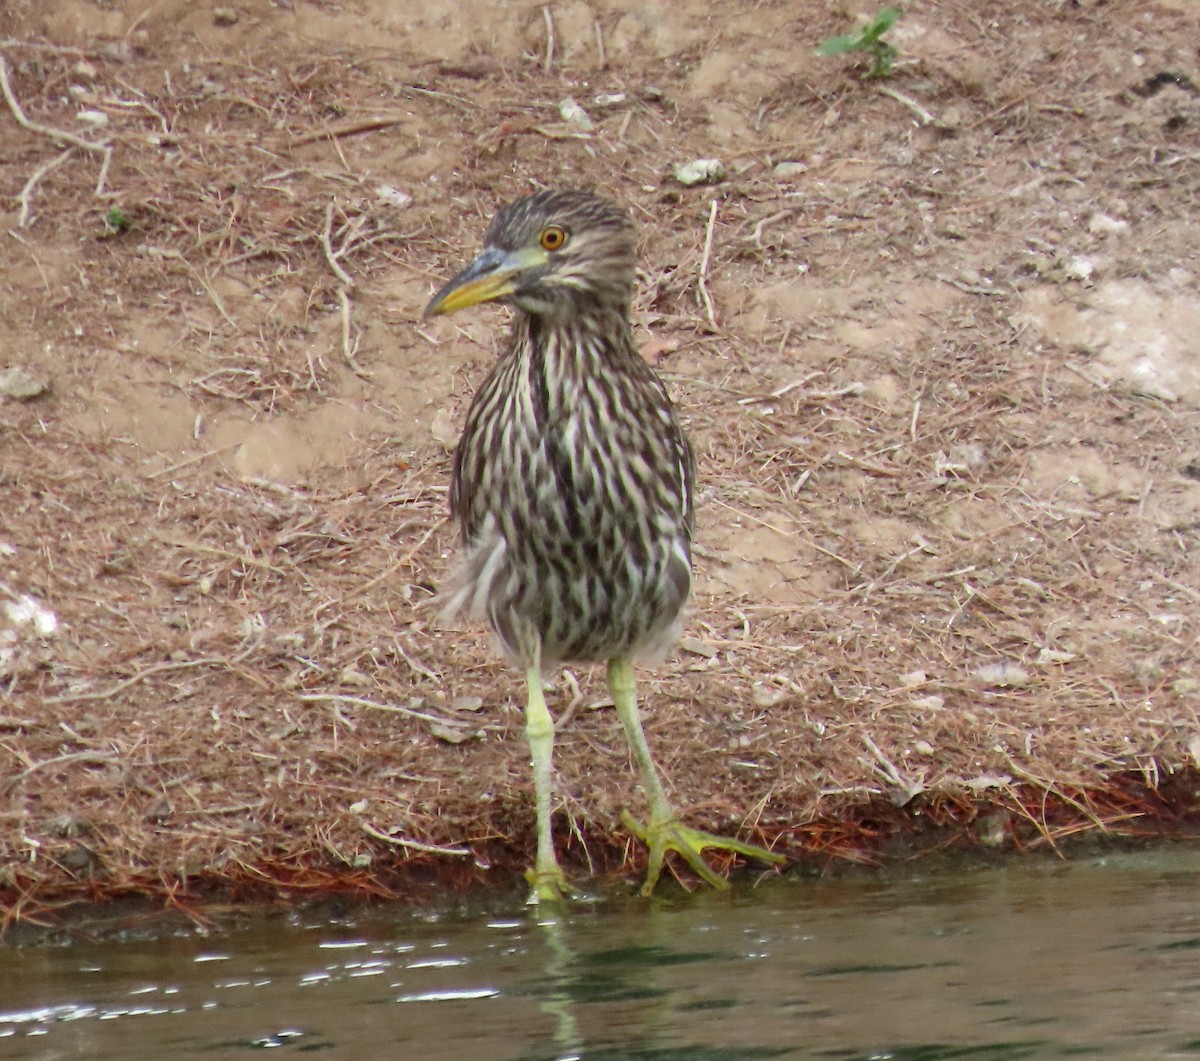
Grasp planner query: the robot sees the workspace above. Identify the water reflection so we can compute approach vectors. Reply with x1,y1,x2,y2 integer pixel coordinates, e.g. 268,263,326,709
1,850,1199,1059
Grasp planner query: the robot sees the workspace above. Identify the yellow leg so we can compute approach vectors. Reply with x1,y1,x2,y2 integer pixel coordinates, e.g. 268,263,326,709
524,664,570,904
608,657,785,897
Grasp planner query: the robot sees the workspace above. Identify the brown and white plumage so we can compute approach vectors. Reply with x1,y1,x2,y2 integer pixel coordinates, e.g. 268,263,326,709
443,192,693,667
425,189,781,900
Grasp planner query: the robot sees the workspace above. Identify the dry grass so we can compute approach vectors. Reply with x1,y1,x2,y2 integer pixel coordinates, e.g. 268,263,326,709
1,0,1199,927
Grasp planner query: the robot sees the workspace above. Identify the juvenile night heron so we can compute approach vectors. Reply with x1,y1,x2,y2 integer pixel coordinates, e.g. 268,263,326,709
424,189,782,901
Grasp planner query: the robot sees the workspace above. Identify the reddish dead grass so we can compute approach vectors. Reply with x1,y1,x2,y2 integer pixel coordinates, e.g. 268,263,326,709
1,0,1199,928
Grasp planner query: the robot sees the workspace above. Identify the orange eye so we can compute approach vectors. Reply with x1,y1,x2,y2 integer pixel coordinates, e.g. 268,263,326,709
539,225,567,251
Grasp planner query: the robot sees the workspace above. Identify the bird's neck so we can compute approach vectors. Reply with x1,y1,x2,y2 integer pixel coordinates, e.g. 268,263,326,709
507,306,646,433
516,303,640,378
528,296,633,350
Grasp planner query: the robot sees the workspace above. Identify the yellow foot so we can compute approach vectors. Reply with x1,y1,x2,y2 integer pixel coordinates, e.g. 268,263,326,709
620,809,785,897
524,864,574,906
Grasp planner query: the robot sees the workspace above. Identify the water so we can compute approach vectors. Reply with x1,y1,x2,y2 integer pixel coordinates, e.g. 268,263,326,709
2,850,1199,1059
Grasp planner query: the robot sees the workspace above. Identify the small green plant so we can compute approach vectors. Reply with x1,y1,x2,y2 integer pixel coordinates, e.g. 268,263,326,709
817,7,902,80
103,205,131,235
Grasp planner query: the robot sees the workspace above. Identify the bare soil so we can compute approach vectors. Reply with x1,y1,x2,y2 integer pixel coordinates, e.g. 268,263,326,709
2,0,1199,925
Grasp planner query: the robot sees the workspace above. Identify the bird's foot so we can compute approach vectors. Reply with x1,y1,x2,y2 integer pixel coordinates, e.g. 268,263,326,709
620,809,785,897
524,863,575,906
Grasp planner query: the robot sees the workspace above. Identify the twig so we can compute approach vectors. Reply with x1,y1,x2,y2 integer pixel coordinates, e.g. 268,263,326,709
876,85,936,126
338,287,371,379
297,692,455,727
291,115,408,148
320,201,371,378
0,54,114,195
94,143,113,194
1064,361,1109,391
360,820,471,857
736,371,825,405
346,517,447,600
553,669,588,731
0,39,96,56
123,0,162,42
805,382,866,402
147,443,240,479
809,539,862,574
749,208,801,246
398,83,473,110
320,201,354,287
0,55,106,152
708,496,792,538
10,750,118,786
835,449,903,478
1161,576,1200,605
46,649,262,705
1000,752,1114,841
145,245,238,326
861,734,924,806
151,535,292,576
530,126,592,141
389,637,442,683
541,6,555,74
16,148,71,228
698,198,719,328
193,269,238,328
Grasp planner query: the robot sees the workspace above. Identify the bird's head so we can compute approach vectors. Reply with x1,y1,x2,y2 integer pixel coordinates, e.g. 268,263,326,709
423,190,637,321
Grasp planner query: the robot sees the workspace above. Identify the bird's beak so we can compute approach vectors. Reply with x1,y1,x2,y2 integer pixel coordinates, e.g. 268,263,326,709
423,245,548,318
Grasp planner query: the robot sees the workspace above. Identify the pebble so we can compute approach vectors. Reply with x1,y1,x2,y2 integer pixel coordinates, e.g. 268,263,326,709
673,158,725,186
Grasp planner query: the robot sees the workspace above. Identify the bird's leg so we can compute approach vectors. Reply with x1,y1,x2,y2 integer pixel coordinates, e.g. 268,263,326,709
608,657,785,897
524,663,571,903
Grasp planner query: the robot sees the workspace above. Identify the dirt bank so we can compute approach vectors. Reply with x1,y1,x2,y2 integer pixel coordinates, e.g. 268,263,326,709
2,0,1199,924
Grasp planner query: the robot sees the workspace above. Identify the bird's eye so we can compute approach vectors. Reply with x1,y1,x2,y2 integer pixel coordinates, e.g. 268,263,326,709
539,225,567,251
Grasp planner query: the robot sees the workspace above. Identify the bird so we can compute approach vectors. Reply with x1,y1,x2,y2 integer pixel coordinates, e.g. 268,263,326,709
423,189,783,901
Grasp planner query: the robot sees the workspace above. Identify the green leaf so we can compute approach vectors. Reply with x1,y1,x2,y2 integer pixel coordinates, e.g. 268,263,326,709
103,206,131,234
872,7,903,34
860,7,902,43
816,33,863,56
817,7,902,73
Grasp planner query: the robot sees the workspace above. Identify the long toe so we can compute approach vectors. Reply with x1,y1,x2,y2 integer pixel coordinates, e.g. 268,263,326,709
525,863,575,905
620,810,785,897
